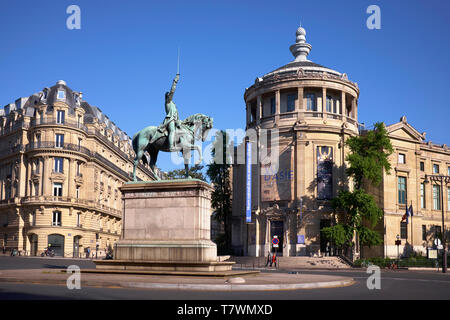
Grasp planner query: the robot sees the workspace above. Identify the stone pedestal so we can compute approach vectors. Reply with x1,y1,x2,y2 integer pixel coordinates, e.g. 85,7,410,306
94,179,234,272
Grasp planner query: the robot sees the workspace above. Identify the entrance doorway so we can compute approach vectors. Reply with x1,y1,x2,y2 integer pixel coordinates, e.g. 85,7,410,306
30,234,38,256
73,236,81,258
48,234,65,257
270,220,284,256
320,219,331,255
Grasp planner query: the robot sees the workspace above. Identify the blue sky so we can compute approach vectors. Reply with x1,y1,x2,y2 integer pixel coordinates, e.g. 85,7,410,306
1,0,449,173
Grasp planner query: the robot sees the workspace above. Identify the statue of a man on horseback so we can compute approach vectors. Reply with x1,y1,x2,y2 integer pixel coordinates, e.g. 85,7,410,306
132,73,213,181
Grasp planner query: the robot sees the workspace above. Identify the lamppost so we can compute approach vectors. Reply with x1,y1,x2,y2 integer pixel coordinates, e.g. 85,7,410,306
424,174,450,273
396,234,400,265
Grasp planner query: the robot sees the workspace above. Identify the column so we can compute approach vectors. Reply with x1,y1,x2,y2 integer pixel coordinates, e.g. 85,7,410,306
341,91,346,122
352,97,358,120
68,159,74,198
275,90,280,122
322,87,327,119
297,87,304,122
42,156,50,196
256,95,262,122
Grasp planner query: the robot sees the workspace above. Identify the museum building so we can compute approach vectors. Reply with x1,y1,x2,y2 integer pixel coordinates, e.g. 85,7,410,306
231,26,450,259
0,80,160,257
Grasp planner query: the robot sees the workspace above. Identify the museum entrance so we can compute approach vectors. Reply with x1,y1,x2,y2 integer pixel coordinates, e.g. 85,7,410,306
270,220,284,256
320,219,331,256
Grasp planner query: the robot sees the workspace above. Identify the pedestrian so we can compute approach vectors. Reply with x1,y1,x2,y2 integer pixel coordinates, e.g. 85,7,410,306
86,247,91,259
265,251,272,267
272,252,277,268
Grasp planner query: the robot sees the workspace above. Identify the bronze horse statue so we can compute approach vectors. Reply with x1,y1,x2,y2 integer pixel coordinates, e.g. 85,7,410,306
132,113,213,181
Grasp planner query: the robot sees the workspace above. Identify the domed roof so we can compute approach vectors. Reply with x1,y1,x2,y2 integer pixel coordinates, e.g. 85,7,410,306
262,25,342,79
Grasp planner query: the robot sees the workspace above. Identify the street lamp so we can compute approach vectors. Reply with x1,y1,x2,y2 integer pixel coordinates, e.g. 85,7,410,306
396,234,400,265
424,174,450,273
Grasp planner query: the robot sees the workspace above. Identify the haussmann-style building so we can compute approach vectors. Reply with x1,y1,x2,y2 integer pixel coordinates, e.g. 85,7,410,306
231,26,450,260
0,80,161,257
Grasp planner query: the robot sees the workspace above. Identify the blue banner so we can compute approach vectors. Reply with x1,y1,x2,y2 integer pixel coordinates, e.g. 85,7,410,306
246,141,252,223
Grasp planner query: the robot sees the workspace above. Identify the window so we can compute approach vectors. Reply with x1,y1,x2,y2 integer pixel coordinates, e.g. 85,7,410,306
306,93,316,111
76,213,81,227
398,177,407,205
420,161,425,171
76,162,81,176
398,153,405,164
448,166,450,176
433,164,439,174
433,185,440,210
53,183,62,197
56,110,65,124
287,94,296,112
31,212,36,226
420,183,426,209
52,211,61,226
55,134,64,148
270,97,276,115
326,95,332,113
76,186,80,199
54,157,63,173
77,115,82,128
422,225,427,241
448,187,450,211
57,90,65,100
400,221,408,239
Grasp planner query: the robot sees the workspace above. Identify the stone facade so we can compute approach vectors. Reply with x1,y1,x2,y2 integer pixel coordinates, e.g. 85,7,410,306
0,80,160,257
366,117,450,258
232,26,450,259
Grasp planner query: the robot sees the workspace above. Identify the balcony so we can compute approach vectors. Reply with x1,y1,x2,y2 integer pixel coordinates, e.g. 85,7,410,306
31,117,88,133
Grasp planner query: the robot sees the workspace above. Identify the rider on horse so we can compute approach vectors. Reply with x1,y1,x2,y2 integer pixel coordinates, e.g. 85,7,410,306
151,73,181,150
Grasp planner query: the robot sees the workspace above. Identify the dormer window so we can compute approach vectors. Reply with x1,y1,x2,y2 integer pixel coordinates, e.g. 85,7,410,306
57,90,65,100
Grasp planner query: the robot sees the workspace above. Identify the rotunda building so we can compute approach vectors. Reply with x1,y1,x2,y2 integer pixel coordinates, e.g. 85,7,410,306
232,25,362,257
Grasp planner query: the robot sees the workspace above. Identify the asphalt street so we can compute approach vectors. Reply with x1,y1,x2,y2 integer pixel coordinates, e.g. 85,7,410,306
0,256,449,300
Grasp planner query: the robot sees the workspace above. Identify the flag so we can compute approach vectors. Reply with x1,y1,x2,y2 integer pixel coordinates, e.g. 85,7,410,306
401,204,413,224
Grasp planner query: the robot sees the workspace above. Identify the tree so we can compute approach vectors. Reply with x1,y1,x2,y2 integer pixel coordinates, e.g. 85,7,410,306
165,164,206,181
321,122,393,250
207,130,233,254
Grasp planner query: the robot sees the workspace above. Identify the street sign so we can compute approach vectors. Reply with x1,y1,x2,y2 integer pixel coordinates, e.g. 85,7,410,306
272,236,279,248
395,240,401,246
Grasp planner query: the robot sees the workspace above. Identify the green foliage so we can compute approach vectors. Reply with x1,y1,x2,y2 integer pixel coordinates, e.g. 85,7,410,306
207,130,233,253
345,122,393,188
166,164,206,181
321,224,353,247
321,122,393,249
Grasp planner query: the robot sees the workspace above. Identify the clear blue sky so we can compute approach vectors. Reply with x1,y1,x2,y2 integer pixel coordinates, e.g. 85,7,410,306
1,0,449,173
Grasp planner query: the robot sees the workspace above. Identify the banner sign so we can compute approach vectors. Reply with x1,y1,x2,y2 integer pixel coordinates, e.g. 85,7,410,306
261,146,293,201
317,146,333,200
246,141,252,223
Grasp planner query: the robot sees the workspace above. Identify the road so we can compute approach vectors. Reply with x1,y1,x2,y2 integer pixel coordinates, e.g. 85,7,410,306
0,256,449,300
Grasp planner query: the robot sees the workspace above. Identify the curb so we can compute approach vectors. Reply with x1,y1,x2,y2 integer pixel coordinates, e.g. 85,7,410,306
122,279,355,291
0,276,355,292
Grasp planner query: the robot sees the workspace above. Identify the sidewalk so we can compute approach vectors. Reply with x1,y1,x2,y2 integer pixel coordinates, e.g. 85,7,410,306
0,268,354,291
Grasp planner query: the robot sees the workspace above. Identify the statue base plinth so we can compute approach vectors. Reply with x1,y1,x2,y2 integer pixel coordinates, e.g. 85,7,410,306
94,179,233,272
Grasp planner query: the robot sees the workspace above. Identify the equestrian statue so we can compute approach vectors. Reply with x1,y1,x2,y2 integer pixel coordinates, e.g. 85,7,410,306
132,73,213,181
